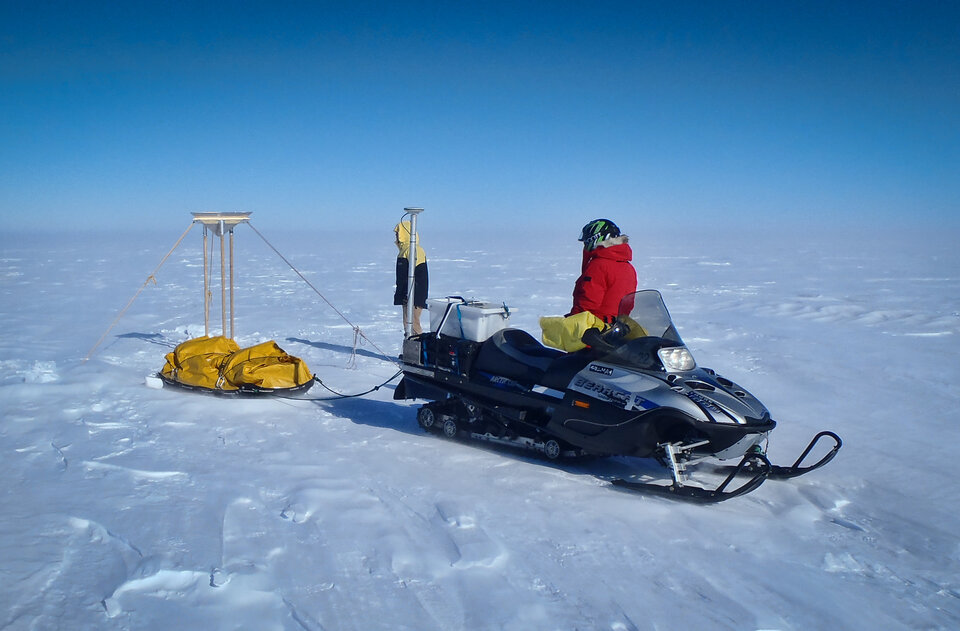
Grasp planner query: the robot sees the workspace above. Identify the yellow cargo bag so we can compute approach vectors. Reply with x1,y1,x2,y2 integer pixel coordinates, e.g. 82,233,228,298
160,336,313,392
160,336,240,389
221,341,313,390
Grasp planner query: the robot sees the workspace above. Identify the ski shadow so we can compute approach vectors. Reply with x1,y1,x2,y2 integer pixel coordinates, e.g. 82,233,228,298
286,337,396,363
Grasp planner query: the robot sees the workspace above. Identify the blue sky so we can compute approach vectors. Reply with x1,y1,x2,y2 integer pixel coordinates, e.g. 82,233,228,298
1,1,957,233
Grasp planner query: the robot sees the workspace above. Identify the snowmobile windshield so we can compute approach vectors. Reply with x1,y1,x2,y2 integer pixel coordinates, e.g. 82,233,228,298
580,291,686,371
615,290,683,344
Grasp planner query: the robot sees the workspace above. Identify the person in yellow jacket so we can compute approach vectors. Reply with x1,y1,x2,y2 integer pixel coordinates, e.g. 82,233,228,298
393,220,429,335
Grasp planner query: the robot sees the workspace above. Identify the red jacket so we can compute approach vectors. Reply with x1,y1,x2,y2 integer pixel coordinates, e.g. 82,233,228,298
570,237,637,323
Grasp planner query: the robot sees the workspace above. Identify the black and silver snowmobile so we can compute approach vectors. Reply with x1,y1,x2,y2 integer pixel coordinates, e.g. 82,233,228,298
394,290,841,502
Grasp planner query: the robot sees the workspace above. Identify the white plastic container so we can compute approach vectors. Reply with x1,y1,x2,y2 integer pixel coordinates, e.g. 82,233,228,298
427,298,512,341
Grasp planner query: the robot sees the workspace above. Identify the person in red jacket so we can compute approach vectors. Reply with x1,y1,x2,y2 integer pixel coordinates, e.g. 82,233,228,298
569,219,637,323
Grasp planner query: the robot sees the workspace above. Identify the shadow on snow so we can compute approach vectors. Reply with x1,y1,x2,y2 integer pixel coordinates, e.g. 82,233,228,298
286,337,396,363
315,395,665,485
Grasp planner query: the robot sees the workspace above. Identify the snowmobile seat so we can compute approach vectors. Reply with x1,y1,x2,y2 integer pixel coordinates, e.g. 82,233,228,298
472,328,563,385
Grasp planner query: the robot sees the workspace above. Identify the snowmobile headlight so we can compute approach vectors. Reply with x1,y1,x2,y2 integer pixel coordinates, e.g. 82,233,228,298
658,346,696,372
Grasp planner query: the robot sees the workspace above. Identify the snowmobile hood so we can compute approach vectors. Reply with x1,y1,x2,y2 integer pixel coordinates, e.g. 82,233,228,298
394,220,426,265
665,367,772,426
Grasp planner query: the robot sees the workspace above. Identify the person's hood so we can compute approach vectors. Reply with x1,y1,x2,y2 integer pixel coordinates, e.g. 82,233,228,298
394,220,418,245
583,235,632,263
394,221,426,265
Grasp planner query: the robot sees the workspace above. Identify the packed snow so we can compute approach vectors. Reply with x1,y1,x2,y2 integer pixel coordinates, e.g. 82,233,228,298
1,223,958,630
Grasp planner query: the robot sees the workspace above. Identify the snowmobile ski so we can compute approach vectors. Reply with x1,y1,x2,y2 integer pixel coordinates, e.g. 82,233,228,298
609,458,770,503
609,442,771,503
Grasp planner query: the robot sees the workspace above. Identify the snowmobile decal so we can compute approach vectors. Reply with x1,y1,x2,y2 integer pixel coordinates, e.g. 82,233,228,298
625,393,658,412
479,372,526,391
570,376,632,408
531,385,565,399
686,390,723,414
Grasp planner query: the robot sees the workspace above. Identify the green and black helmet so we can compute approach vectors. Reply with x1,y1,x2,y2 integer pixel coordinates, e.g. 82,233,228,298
578,218,621,250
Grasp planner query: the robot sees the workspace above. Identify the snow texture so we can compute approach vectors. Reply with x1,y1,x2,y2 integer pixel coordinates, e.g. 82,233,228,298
1,225,959,630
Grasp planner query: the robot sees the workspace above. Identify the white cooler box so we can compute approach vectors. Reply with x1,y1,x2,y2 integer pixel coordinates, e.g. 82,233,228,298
427,298,512,342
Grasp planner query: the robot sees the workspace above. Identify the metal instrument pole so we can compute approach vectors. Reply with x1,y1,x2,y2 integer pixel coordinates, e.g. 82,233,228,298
202,225,210,336
229,226,236,339
403,207,424,338
219,220,227,336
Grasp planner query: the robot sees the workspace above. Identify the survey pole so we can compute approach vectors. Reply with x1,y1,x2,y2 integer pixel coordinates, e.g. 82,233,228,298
404,207,424,338
229,228,236,339
219,220,227,335
202,225,210,336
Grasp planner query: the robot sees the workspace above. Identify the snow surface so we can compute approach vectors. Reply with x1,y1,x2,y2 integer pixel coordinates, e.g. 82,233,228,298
1,224,959,630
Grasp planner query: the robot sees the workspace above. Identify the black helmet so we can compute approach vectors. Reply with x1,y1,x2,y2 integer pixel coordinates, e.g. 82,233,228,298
578,218,620,250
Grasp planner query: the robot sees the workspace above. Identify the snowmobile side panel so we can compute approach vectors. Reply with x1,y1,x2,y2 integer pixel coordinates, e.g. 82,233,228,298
398,370,557,416
546,401,775,458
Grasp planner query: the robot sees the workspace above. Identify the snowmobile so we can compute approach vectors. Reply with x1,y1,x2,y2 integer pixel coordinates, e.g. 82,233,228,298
394,290,841,502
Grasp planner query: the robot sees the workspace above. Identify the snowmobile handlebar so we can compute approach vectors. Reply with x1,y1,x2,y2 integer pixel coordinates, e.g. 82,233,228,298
580,320,632,350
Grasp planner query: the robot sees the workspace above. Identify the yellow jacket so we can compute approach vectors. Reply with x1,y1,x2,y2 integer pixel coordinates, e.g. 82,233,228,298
394,221,426,266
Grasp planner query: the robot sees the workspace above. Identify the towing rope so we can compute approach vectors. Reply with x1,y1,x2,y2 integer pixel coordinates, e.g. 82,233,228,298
273,370,403,401
246,224,401,369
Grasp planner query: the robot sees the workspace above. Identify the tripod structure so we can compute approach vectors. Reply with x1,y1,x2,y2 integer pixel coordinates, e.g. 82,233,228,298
191,212,252,339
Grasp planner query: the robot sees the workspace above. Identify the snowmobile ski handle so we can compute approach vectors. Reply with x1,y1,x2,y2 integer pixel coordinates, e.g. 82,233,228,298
767,430,842,479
